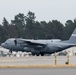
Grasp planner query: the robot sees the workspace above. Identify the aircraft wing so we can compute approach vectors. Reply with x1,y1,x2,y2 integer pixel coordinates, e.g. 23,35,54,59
24,40,46,46
18,39,46,49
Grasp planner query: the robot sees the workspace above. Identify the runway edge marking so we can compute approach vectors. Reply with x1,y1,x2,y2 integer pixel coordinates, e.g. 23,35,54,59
0,64,76,68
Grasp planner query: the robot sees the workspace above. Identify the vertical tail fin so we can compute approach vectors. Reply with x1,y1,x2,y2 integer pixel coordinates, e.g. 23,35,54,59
68,28,76,44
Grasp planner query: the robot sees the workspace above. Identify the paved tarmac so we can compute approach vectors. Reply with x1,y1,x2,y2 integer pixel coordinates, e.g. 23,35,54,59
0,67,76,75
0,56,76,66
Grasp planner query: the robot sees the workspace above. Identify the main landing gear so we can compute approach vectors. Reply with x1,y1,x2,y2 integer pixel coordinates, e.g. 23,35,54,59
31,52,44,56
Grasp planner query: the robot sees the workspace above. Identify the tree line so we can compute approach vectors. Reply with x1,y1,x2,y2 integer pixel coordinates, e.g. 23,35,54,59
0,11,76,43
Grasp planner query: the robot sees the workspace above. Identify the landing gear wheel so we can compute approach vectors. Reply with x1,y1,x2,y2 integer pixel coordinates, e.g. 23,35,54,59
32,52,35,56
9,50,12,53
41,53,44,56
36,53,40,56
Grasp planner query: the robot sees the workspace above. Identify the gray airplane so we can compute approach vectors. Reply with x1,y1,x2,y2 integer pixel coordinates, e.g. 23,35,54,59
1,28,76,56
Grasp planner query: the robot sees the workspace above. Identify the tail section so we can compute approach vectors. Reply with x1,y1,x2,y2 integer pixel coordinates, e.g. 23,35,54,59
68,28,76,44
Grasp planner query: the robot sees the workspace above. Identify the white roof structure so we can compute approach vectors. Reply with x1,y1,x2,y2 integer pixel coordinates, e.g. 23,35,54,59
0,46,9,52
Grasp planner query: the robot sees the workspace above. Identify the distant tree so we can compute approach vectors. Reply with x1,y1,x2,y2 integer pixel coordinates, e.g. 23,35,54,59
11,13,26,38
74,18,76,27
50,20,64,39
64,20,75,40
2,17,11,39
33,21,42,39
40,21,48,39
25,11,36,39
0,24,6,43
25,11,36,24
0,11,76,43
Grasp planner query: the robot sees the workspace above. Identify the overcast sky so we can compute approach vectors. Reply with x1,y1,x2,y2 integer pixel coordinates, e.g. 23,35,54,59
0,0,76,24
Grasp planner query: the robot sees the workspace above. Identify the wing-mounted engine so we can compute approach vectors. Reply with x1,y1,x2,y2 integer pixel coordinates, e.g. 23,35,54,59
24,47,31,52
23,40,46,49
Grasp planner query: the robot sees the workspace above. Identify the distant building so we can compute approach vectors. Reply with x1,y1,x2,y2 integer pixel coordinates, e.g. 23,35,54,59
58,47,76,56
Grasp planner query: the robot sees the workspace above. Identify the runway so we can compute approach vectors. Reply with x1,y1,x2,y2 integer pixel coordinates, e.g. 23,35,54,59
0,67,76,75
0,56,76,67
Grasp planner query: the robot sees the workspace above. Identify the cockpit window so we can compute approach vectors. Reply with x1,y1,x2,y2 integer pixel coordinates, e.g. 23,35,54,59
5,39,10,43
5,39,15,43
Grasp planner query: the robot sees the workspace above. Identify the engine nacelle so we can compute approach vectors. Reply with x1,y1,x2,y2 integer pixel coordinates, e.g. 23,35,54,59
24,47,31,52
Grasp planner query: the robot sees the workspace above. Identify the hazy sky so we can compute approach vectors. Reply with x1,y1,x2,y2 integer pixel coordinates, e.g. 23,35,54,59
0,0,76,24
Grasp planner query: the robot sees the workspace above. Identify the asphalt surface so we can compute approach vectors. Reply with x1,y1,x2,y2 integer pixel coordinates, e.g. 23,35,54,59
0,56,76,66
0,67,76,75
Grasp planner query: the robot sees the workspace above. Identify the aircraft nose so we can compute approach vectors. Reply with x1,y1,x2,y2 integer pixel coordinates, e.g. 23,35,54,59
1,43,5,47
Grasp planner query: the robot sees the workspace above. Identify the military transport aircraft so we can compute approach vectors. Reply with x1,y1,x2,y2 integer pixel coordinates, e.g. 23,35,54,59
1,28,76,56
